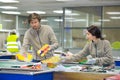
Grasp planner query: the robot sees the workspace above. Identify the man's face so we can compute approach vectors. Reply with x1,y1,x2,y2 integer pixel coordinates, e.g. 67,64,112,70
30,19,40,30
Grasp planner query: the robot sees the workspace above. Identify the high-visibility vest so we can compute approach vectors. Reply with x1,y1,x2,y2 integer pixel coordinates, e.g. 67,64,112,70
7,35,19,53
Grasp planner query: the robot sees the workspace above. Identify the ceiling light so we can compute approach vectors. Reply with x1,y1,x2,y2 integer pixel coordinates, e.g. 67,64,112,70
53,10,63,14
93,22,101,26
41,19,48,22
1,11,21,15
56,0,74,1
3,19,13,22
73,19,86,22
0,6,18,9
53,10,71,14
65,18,86,22
0,0,19,3
26,11,46,14
110,17,120,19
54,19,63,22
98,19,110,22
65,13,80,16
65,17,75,20
106,12,120,15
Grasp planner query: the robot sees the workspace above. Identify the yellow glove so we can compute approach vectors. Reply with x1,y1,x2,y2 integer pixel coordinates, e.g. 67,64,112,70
16,53,33,62
16,53,25,61
37,44,50,57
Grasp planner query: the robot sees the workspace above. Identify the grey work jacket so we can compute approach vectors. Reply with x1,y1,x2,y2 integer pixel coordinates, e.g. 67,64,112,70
67,39,113,66
20,25,59,60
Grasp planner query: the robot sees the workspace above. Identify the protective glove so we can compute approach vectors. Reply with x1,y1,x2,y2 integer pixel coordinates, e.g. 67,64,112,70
86,58,96,65
61,51,73,57
37,44,50,57
86,55,96,64
16,53,33,62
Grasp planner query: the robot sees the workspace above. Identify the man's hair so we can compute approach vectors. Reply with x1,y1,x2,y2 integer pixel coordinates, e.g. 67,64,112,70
28,13,41,24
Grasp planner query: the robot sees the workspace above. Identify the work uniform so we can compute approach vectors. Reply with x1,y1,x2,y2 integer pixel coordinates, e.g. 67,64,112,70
66,39,113,66
7,34,19,53
20,25,59,60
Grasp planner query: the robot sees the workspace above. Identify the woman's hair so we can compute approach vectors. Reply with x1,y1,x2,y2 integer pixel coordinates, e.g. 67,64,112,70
87,25,104,40
28,13,41,24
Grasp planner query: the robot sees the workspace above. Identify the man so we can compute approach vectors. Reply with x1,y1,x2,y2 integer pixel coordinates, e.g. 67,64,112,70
20,13,59,61
6,31,21,53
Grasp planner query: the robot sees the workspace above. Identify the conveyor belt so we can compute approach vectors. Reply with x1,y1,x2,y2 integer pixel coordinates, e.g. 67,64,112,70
0,59,43,72
0,67,43,72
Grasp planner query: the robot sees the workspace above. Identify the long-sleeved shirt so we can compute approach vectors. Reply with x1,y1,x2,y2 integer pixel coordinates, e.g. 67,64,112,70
20,25,59,60
67,39,113,66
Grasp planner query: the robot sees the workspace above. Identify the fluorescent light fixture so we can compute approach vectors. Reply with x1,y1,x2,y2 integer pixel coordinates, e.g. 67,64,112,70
65,13,80,16
106,12,120,15
1,11,21,15
3,19,13,22
110,17,120,19
65,10,72,14
54,19,63,22
0,6,18,9
93,22,101,25
53,10,71,14
41,19,48,22
98,19,110,22
56,0,74,1
65,17,75,20
53,10,63,14
73,19,86,22
65,19,86,22
0,0,19,3
26,11,46,14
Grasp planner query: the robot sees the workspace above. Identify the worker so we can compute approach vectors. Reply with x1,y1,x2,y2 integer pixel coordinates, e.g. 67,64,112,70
6,31,21,53
20,13,59,61
63,25,113,66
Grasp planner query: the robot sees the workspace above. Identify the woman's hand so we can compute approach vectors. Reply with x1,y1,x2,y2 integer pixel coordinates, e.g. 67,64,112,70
66,51,73,59
86,55,96,64
60,51,73,63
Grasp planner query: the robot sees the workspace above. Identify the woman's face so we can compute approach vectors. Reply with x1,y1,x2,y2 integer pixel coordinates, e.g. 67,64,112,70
30,18,40,30
86,30,96,41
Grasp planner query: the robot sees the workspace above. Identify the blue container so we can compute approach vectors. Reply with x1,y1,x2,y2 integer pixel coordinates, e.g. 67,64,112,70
115,60,120,69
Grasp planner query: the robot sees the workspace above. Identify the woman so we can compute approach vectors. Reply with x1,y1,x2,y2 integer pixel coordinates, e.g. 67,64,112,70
64,25,113,66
